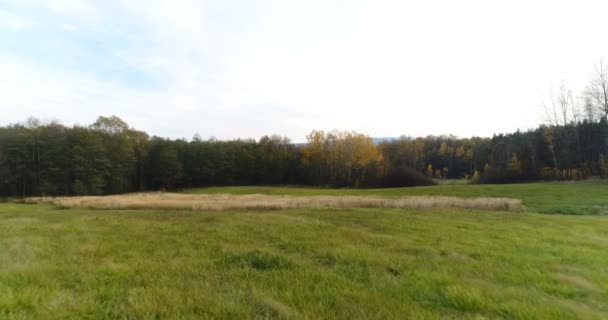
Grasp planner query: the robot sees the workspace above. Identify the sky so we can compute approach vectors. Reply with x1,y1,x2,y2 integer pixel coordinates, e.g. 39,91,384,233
1,0,608,142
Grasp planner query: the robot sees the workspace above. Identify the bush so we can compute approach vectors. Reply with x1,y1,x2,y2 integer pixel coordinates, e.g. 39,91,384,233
478,164,528,184
381,167,436,187
540,167,557,181
469,170,482,184
600,154,608,178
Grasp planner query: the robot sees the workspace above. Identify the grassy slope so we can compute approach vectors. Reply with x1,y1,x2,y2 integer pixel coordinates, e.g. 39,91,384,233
1,182,608,319
183,180,608,215
1,205,608,319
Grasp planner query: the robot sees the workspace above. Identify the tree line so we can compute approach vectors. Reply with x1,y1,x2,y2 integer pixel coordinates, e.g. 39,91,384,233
1,113,607,197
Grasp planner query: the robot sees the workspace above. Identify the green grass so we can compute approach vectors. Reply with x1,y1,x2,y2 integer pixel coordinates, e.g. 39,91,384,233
183,180,608,215
2,181,608,319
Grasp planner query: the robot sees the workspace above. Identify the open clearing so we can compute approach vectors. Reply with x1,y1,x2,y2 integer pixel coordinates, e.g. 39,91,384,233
1,181,608,319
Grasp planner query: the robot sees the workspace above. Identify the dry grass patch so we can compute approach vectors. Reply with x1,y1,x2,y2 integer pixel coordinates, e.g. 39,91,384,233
25,193,523,212
553,273,598,292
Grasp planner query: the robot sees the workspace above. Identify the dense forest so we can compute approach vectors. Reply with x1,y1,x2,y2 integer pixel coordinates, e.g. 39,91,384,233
1,113,607,197
3,62,608,197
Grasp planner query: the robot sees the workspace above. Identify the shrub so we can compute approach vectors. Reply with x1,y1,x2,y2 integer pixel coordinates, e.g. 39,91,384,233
469,170,482,184
480,164,505,184
434,169,443,179
600,154,608,178
381,167,436,187
540,167,557,181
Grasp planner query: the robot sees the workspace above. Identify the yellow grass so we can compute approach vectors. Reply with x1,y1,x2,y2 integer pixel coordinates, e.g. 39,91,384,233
25,193,523,212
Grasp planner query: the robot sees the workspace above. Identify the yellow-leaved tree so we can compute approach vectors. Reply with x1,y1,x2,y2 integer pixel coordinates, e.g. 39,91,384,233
300,130,327,184
301,130,379,186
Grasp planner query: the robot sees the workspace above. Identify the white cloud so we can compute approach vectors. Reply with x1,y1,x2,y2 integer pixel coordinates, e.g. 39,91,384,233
60,23,78,31
0,10,36,29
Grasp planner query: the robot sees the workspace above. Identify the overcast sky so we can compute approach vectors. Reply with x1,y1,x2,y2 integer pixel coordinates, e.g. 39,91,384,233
1,0,607,142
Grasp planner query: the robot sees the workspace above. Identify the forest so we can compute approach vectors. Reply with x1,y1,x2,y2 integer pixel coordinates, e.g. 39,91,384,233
1,111,607,197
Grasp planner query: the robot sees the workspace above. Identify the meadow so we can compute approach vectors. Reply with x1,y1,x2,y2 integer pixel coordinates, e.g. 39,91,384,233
1,181,608,319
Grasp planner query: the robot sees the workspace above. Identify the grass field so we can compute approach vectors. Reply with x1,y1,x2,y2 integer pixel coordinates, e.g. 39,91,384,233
1,181,608,319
